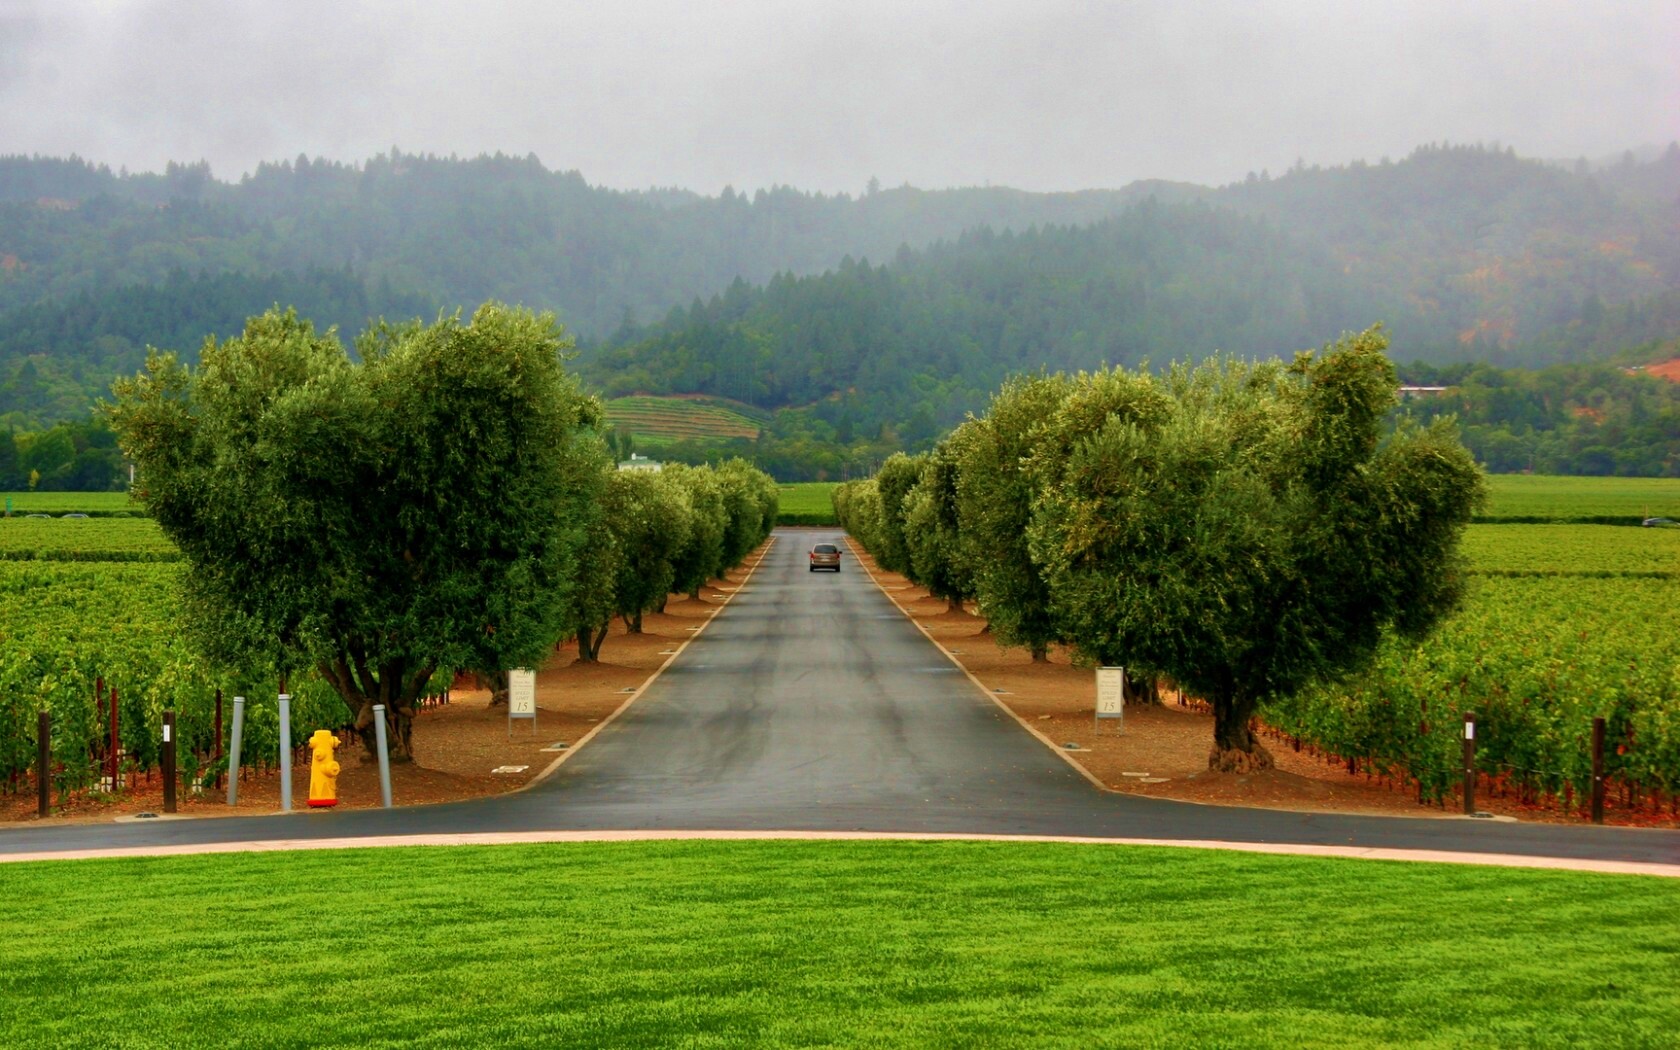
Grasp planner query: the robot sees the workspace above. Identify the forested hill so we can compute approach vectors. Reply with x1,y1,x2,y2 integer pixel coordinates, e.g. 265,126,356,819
1,143,1676,427
580,202,1381,445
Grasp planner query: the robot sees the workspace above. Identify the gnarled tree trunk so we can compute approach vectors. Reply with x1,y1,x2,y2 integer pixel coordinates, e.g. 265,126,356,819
319,652,431,763
1208,686,1273,773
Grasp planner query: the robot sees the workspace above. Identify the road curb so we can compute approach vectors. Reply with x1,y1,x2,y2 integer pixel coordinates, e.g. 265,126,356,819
4,828,1676,877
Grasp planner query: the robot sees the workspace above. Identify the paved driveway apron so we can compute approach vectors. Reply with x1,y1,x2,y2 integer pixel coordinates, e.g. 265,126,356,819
3,529,1676,864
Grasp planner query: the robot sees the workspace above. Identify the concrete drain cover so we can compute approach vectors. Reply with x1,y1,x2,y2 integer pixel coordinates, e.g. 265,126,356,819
659,650,678,655
1137,777,1170,784
1061,743,1089,751
1121,772,1151,778
993,688,1012,695
619,687,637,693
492,765,529,774
540,742,569,752
134,812,159,819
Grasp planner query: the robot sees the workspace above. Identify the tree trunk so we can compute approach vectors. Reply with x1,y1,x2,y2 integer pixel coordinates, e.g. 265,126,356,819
484,668,509,708
1208,688,1273,773
1031,643,1049,663
947,597,964,615
629,609,643,634
352,699,416,763
320,654,425,764
1124,675,1162,707
576,624,604,662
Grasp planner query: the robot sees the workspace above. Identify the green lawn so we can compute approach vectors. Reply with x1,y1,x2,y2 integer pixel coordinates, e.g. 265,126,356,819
2,840,1674,1047
1482,475,1680,522
778,481,838,525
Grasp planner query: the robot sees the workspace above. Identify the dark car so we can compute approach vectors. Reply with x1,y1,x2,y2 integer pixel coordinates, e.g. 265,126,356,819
809,543,842,572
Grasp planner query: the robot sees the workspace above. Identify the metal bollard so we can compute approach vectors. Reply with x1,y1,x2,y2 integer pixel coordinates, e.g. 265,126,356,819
372,704,393,809
278,693,293,812
226,696,246,806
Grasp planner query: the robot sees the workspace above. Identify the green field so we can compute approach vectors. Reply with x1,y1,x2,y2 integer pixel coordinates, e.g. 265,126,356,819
1,491,142,516
1,840,1674,1048
0,516,177,561
1463,523,1680,577
777,481,839,525
604,396,765,445
1482,475,1680,522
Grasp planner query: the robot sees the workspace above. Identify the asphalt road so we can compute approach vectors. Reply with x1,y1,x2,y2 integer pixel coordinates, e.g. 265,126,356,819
3,529,1677,864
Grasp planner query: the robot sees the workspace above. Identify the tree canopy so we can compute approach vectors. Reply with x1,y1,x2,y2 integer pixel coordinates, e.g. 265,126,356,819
107,304,607,757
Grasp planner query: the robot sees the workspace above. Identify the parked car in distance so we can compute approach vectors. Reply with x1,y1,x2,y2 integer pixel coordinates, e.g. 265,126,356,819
809,543,842,572
61,513,89,519
1643,517,1677,528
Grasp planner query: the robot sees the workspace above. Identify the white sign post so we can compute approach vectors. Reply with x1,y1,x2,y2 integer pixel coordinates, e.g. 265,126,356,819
1096,666,1126,733
508,669,537,738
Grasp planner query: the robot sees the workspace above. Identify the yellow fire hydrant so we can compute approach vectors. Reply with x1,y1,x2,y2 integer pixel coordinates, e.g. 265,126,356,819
307,729,341,808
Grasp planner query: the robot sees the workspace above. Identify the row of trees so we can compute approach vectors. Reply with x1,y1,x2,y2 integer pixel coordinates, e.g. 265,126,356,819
108,304,775,760
837,328,1484,772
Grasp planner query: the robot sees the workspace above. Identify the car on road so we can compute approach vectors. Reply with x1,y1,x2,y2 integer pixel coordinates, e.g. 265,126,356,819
809,543,842,571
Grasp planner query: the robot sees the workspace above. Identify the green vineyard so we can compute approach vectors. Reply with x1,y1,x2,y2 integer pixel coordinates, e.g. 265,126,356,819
0,562,349,797
603,396,765,444
1481,474,1680,523
0,517,179,562
1266,524,1680,813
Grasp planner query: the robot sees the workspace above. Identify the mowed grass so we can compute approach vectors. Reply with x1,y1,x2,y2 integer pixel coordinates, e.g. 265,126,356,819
1482,475,1680,521
2,840,1676,1048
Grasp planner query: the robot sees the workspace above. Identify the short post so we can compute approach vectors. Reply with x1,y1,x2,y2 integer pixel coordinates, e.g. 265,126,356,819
213,689,224,790
226,696,246,806
161,710,177,814
372,704,393,809
1462,713,1476,816
278,693,293,812
1590,716,1606,825
109,685,120,789
37,710,51,818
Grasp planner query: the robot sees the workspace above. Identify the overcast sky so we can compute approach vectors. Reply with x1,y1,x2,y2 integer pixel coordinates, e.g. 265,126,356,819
2,0,1676,194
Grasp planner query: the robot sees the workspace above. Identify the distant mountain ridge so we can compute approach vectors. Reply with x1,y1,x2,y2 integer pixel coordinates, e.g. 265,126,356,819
0,142,1676,427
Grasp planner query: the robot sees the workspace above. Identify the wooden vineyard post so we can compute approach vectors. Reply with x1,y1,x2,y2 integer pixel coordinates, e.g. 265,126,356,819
108,685,120,790
1462,713,1477,817
161,710,177,814
213,689,224,791
37,710,51,818
1590,716,1606,825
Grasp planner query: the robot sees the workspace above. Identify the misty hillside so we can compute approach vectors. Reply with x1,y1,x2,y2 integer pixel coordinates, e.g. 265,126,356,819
0,143,1676,426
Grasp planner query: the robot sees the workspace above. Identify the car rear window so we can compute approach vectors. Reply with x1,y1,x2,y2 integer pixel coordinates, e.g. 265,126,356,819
814,544,838,553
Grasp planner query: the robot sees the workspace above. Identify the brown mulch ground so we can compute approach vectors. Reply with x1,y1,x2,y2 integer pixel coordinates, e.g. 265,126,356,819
850,541,1679,829
4,546,769,826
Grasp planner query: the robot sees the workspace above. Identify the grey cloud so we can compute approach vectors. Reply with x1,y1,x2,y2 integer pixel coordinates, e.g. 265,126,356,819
0,0,1674,191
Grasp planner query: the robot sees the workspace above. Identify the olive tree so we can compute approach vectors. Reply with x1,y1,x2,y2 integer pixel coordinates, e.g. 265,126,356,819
666,464,727,599
1027,329,1484,771
901,435,974,613
108,304,607,759
609,469,694,634
871,452,922,575
955,374,1072,661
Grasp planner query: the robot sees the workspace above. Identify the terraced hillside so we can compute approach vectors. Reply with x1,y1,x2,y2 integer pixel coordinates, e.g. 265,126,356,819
603,396,765,445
